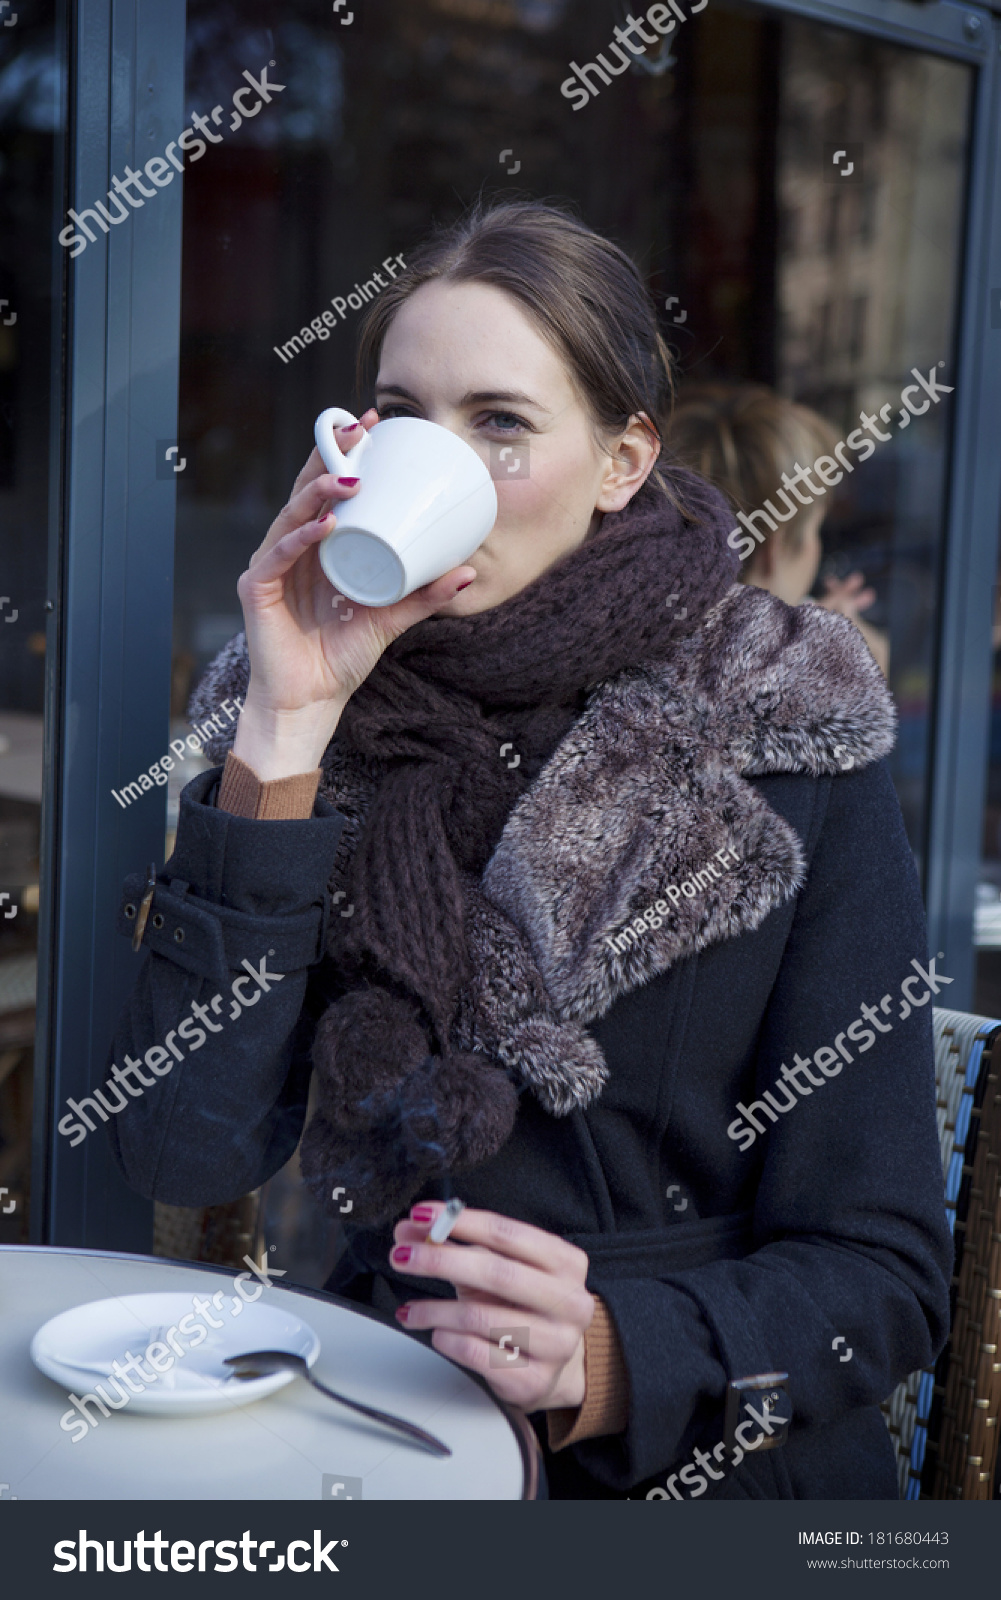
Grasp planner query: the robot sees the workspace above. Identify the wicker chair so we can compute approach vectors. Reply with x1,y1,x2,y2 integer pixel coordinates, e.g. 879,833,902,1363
881,1007,1001,1498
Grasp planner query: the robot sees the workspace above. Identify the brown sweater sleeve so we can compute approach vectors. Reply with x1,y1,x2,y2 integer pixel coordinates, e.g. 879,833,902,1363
546,1295,630,1450
215,750,321,820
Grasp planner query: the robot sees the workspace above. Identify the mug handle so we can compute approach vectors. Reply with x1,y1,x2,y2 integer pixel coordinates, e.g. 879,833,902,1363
314,407,372,477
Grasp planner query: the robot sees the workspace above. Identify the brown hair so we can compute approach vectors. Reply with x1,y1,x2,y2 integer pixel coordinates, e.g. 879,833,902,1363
356,199,677,497
664,384,841,571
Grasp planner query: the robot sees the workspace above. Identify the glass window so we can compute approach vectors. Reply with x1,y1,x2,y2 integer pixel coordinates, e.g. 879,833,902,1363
668,6,970,863
774,23,969,862
0,0,64,1243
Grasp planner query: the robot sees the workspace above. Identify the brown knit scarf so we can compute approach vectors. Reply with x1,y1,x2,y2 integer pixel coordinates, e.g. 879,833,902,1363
298,469,739,1223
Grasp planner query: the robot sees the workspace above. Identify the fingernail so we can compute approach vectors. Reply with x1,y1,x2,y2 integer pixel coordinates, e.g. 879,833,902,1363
411,1205,434,1222
456,579,474,592
338,477,359,487
394,1304,410,1322
392,1245,412,1264
342,422,360,432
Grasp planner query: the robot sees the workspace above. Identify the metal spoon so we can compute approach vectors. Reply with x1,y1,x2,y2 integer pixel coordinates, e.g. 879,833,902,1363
223,1350,452,1458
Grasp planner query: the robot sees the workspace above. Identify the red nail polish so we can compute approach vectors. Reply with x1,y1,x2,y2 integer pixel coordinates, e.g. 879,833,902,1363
456,579,474,592
392,1245,412,1264
394,1304,410,1322
342,423,360,432
411,1205,434,1223
338,477,359,487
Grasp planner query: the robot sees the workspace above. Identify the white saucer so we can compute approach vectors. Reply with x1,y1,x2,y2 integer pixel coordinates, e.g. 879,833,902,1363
31,1290,320,1416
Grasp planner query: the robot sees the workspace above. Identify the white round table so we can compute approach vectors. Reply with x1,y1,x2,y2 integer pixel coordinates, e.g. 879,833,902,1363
0,1247,540,1500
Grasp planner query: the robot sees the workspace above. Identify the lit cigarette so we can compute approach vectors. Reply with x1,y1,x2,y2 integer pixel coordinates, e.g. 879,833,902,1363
427,1198,464,1244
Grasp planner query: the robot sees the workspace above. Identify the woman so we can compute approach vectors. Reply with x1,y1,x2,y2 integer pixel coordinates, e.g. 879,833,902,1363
108,200,950,1500
665,383,890,675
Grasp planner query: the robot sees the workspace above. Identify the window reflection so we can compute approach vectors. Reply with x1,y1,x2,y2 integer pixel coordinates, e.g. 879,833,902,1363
774,23,968,860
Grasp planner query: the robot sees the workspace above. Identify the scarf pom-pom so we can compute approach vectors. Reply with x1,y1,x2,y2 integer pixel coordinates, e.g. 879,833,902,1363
427,1050,519,1168
496,1017,610,1116
311,988,430,1128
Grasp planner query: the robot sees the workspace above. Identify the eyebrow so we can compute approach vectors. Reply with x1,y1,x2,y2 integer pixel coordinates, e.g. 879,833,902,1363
375,382,551,413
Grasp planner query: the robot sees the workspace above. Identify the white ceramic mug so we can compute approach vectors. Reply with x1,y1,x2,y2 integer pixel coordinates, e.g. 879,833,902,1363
313,407,498,606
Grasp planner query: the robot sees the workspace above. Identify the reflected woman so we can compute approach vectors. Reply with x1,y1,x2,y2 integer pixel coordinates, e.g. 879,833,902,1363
665,383,890,677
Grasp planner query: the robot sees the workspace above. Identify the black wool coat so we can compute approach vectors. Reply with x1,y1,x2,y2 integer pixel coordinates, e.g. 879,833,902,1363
106,584,952,1500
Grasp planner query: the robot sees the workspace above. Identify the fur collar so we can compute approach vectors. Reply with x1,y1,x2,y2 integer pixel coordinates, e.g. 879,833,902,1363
481,582,895,1026
189,584,895,1114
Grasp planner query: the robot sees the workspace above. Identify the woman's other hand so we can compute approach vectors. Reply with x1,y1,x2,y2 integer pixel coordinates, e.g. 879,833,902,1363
232,409,476,779
389,1203,595,1412
816,570,877,623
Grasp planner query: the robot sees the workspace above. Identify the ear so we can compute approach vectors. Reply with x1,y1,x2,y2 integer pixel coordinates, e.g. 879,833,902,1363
594,412,661,513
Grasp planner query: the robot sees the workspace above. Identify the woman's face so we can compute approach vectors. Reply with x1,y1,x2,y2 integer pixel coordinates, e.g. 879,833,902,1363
374,280,658,615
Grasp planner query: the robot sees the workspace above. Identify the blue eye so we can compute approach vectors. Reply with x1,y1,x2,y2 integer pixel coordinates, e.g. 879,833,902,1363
483,412,531,434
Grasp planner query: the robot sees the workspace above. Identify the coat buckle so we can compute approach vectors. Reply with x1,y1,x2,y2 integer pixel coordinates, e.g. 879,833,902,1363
724,1371,790,1454
131,861,158,952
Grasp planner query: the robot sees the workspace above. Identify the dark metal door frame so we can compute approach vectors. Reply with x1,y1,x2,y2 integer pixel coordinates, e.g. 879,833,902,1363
33,0,186,1248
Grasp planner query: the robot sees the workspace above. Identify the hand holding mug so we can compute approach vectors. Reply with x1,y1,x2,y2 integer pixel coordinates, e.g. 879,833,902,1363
233,411,476,780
